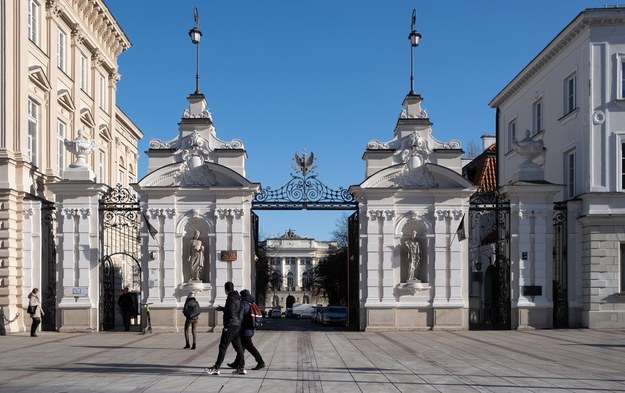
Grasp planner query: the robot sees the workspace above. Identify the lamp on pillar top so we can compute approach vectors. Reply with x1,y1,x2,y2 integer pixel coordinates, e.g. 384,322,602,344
408,9,422,95
188,7,203,95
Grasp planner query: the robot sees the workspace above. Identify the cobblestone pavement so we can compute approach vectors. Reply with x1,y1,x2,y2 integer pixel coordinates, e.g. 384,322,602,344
0,329,624,392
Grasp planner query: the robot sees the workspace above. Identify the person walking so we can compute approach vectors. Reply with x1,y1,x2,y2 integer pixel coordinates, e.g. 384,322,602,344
205,281,246,376
182,293,201,349
227,289,265,370
117,287,134,331
28,288,44,337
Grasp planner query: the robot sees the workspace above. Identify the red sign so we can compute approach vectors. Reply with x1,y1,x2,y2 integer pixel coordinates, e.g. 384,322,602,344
220,250,237,261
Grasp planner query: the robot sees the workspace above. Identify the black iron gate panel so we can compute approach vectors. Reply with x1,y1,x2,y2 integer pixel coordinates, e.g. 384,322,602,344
347,211,359,330
99,184,142,331
41,202,56,331
469,191,511,330
553,202,568,328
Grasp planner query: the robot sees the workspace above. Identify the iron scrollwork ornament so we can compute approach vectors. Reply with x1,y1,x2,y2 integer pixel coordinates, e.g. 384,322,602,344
253,150,356,210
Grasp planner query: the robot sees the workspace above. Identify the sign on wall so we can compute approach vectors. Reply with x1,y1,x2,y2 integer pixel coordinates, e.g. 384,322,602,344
220,250,237,261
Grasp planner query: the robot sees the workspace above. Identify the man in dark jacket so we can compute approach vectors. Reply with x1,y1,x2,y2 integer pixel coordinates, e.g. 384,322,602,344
227,289,265,370
117,287,134,331
205,281,246,375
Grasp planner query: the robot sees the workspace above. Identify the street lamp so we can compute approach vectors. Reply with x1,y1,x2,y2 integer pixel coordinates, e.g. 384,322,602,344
408,9,422,95
188,7,203,95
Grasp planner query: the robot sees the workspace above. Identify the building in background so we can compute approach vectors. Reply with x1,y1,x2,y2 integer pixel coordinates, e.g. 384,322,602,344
490,7,625,328
263,229,336,310
0,0,142,332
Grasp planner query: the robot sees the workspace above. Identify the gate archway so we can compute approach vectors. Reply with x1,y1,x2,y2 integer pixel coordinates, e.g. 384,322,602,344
468,190,511,330
99,184,142,331
252,151,359,329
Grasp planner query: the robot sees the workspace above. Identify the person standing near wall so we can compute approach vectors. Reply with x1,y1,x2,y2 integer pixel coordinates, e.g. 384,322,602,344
28,288,44,337
117,287,134,331
228,289,265,370
182,293,201,349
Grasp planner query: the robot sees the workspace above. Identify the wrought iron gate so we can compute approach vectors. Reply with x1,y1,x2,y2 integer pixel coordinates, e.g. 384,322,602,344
252,151,359,328
469,191,511,330
552,202,568,328
347,211,359,330
41,202,57,331
99,184,142,331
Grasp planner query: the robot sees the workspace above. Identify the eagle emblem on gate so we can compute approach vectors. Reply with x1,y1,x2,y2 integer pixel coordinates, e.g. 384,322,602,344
292,150,317,177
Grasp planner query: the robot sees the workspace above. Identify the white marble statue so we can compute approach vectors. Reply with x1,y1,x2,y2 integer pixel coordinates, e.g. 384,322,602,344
404,230,421,281
188,230,205,281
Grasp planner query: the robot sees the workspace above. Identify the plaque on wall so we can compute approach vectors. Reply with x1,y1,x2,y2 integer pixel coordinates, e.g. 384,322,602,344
220,250,237,261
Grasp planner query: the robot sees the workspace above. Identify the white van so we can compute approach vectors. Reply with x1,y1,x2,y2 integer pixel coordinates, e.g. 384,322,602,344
292,303,315,319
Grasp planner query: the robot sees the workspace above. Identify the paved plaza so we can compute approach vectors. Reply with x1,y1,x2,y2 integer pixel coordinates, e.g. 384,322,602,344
0,328,624,393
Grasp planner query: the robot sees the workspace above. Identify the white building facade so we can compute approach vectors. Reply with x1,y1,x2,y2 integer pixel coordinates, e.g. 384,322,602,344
263,229,334,309
0,0,142,333
490,7,625,328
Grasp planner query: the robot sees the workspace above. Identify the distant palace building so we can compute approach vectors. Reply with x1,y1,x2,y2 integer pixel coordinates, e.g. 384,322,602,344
262,229,336,310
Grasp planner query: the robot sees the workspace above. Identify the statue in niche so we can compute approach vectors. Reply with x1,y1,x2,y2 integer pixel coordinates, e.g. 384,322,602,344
403,230,421,281
188,230,205,281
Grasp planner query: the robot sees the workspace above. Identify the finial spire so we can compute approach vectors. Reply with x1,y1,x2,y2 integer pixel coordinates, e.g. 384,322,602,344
188,7,203,95
408,9,422,95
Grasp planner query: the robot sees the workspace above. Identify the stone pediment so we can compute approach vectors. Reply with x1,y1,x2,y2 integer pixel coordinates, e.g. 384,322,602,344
359,163,474,189
138,161,256,189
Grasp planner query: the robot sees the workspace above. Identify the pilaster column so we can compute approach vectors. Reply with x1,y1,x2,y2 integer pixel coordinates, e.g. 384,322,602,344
432,209,454,306
48,181,107,332
364,209,384,304
381,209,396,302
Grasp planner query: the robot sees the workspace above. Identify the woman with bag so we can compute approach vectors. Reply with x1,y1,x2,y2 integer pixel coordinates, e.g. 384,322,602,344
27,288,44,337
182,293,201,349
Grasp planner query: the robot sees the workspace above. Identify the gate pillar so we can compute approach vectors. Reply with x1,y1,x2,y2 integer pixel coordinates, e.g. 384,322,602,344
501,183,561,329
48,181,106,332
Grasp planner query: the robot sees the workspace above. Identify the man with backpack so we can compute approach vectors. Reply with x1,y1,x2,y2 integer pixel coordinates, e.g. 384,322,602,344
227,289,266,371
205,282,246,375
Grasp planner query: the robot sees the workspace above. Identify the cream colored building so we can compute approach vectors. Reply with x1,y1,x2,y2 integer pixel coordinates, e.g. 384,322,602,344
0,0,142,332
263,229,335,309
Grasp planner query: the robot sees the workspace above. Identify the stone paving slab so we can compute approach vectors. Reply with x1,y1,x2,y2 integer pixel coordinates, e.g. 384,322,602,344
0,329,624,392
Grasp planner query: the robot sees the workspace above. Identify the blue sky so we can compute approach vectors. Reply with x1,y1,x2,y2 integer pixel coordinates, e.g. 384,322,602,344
105,0,611,241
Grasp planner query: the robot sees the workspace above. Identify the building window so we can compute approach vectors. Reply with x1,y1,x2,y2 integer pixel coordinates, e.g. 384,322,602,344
57,29,67,72
57,120,66,171
28,0,39,44
507,119,516,152
99,150,106,183
532,99,543,134
27,99,39,166
622,61,625,100
622,141,625,190
565,150,576,199
621,243,625,293
287,272,294,287
80,53,89,92
565,74,576,114
98,73,106,111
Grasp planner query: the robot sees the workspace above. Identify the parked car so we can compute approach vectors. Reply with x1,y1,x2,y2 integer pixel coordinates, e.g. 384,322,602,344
322,306,347,326
271,309,281,318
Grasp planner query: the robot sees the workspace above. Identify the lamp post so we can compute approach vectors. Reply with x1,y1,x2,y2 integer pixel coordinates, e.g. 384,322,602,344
188,7,203,95
408,9,422,95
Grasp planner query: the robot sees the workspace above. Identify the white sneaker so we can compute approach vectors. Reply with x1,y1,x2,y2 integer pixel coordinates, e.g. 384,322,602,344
236,368,247,375
205,367,220,375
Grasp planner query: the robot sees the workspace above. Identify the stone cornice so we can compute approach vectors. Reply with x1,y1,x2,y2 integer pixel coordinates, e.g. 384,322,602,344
52,0,131,68
490,10,625,108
